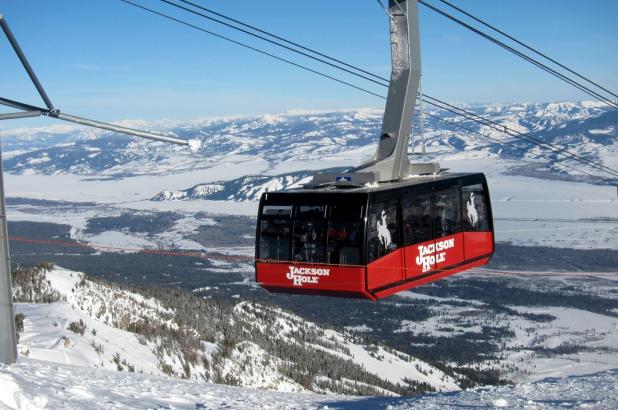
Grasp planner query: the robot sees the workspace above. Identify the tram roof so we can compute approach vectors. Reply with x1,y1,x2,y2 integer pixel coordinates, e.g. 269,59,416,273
266,172,485,197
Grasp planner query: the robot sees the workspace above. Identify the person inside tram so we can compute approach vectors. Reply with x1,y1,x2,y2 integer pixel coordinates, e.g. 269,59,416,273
294,222,324,262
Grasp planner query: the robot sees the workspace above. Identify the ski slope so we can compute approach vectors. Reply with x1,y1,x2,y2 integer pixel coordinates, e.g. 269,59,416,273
0,359,616,409
12,267,459,396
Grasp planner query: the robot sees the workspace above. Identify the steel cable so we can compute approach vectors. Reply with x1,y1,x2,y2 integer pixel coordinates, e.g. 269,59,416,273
120,0,618,179
435,0,618,100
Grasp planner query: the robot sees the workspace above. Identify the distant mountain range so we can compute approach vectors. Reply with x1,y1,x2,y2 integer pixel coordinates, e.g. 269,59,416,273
2,102,616,198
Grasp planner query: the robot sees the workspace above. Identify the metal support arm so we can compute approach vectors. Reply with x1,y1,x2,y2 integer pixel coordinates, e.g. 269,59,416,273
0,15,195,149
0,98,192,147
312,0,425,186
0,111,43,121
54,112,192,146
356,0,421,181
0,15,55,111
0,12,201,366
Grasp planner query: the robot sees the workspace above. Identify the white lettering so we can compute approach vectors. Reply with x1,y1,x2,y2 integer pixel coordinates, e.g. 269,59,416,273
286,266,331,287
415,238,455,273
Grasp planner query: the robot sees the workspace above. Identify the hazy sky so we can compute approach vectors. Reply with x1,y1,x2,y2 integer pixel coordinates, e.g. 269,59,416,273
1,0,617,128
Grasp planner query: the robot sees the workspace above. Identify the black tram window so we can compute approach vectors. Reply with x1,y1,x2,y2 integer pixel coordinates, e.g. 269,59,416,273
462,183,489,231
403,192,433,245
296,205,326,219
367,200,399,263
327,204,363,265
330,203,364,220
434,187,461,237
259,217,291,261
292,205,327,263
263,205,292,217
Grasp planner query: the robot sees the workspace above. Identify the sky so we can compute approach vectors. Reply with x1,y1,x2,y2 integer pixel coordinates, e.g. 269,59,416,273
1,0,617,128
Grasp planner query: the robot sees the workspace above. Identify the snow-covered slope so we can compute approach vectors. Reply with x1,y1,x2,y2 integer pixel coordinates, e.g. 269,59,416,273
0,359,616,409
150,170,318,202
15,266,178,378
12,265,458,396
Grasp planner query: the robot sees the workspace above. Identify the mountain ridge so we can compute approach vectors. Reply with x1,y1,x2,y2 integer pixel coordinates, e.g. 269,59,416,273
2,101,615,186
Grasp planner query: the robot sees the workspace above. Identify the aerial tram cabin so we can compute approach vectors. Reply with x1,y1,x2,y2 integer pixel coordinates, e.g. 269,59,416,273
255,0,495,300
255,173,494,300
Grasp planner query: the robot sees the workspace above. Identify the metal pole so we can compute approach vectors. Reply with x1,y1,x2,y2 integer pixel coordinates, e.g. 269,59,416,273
0,111,42,121
0,138,17,365
0,97,44,113
55,112,191,146
0,96,191,147
0,15,55,111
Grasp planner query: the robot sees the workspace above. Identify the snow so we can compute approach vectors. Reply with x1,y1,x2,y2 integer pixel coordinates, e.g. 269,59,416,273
13,266,466,398
16,302,163,375
81,231,157,251
218,341,304,393
0,360,616,409
2,101,616,250
14,268,170,377
5,168,617,250
343,341,459,392
188,139,202,153
344,324,373,333
394,272,618,385
234,302,459,394
503,306,618,382
589,127,614,135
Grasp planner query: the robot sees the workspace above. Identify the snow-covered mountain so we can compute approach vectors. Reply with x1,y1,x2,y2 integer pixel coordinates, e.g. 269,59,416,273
150,169,343,202
1,359,616,409
2,102,616,187
8,264,618,408
12,264,459,397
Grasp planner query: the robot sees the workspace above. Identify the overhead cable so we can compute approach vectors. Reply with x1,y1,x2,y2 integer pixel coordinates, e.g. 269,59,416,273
119,0,385,99
160,0,388,88
153,0,618,177
176,0,388,84
417,0,618,109
435,0,618,101
120,0,618,179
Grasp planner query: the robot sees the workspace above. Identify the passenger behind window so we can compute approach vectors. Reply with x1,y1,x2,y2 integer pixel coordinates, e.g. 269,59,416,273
293,221,326,263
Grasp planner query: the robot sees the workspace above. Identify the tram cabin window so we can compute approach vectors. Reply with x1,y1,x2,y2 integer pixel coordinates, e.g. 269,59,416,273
259,205,292,261
293,219,327,263
367,200,399,262
403,192,432,245
327,204,363,265
434,187,462,237
296,205,326,219
462,183,489,231
262,205,293,217
292,205,327,263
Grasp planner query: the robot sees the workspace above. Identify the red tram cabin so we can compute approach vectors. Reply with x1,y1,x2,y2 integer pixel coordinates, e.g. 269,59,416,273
255,173,494,300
